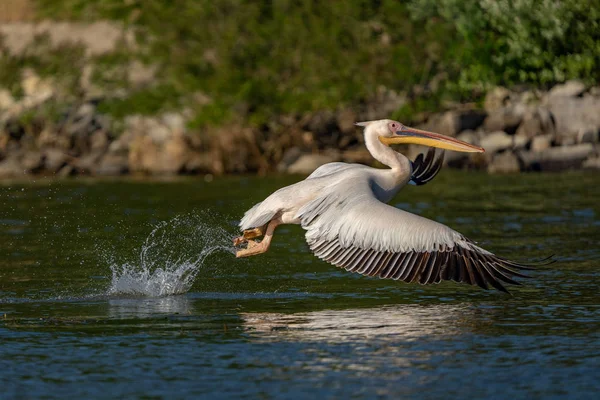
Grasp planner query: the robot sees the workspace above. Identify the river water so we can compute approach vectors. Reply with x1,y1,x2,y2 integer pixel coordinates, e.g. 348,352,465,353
1,171,599,399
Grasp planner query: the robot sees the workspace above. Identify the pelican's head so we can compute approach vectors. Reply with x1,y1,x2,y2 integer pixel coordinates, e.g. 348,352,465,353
355,119,484,153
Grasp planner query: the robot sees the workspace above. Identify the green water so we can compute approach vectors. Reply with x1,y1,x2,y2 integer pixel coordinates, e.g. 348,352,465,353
1,171,599,399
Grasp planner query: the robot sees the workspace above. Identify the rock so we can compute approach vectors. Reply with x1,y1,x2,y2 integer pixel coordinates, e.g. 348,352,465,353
0,89,15,110
287,153,340,174
488,151,521,174
518,90,540,106
582,156,600,170
0,131,9,152
483,103,526,134
209,126,266,174
184,152,212,174
43,149,69,173
418,111,457,137
0,156,25,177
480,131,513,154
336,109,357,134
520,143,595,171
456,130,481,146
338,133,359,149
513,135,528,149
4,118,25,141
161,134,189,174
57,165,74,177
578,128,599,144
547,80,586,99
304,110,336,135
458,109,487,133
479,131,528,154
126,116,171,144
79,64,95,95
302,111,339,147
466,152,489,170
419,108,488,138
108,130,133,154
21,151,43,172
484,87,512,112
20,68,55,107
277,147,303,172
530,134,553,152
128,135,160,174
37,127,70,150
21,68,42,97
65,103,96,137
90,130,110,152
0,21,130,57
95,153,129,175
73,152,103,174
125,114,193,175
590,87,600,97
445,130,480,166
342,148,373,164
161,112,186,133
547,95,600,143
515,107,555,138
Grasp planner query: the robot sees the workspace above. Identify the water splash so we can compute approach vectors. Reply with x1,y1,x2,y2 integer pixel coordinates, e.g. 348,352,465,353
106,212,234,297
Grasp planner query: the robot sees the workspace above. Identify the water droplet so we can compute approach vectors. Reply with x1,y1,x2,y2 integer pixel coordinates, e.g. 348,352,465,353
106,212,234,297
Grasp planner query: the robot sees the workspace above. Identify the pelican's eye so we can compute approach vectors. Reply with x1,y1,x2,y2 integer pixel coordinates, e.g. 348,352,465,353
388,122,402,134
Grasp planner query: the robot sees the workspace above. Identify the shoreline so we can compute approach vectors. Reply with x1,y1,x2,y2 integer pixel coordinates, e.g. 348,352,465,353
2,79,599,178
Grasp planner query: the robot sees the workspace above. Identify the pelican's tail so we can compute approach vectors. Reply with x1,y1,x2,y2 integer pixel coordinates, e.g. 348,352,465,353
239,202,278,231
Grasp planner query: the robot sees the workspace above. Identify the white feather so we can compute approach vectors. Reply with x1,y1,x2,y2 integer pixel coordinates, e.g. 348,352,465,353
297,175,468,253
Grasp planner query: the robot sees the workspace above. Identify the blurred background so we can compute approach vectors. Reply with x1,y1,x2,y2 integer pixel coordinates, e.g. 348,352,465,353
1,0,599,177
1,4,599,398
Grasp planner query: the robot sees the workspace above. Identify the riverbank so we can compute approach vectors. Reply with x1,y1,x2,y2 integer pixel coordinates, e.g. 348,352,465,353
1,74,599,178
1,3,599,177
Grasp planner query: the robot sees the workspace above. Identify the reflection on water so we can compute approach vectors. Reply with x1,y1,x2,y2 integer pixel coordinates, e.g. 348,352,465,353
242,303,472,342
108,295,193,319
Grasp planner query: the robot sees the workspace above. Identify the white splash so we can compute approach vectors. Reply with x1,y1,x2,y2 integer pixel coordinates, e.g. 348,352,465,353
107,213,234,297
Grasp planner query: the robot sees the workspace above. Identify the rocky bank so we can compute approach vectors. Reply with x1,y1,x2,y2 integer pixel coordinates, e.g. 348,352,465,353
1,12,599,179
0,54,600,177
1,69,599,179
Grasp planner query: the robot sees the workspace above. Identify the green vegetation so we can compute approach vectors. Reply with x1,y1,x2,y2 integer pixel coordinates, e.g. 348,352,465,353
22,0,600,125
0,35,86,99
409,0,600,91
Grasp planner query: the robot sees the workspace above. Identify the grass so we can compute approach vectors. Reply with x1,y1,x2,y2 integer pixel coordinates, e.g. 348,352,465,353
0,0,596,129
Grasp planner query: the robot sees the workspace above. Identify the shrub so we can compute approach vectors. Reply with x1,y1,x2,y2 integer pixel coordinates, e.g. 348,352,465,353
29,0,600,125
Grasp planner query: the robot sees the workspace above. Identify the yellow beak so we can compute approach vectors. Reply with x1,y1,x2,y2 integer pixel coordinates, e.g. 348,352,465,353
379,126,484,153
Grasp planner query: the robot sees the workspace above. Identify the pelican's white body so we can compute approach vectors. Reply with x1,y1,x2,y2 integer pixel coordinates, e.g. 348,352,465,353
240,120,478,254
236,119,537,292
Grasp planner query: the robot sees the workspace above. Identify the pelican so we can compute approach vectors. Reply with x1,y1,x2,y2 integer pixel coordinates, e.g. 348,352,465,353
234,119,546,292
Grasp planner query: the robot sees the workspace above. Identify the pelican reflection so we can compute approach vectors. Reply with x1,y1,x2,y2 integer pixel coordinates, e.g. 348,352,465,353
241,303,473,343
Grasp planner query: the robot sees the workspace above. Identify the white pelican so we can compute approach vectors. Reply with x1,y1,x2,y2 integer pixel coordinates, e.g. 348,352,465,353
234,119,547,292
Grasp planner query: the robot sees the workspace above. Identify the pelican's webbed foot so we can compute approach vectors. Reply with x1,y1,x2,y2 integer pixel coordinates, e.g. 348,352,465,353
233,226,266,246
234,220,280,258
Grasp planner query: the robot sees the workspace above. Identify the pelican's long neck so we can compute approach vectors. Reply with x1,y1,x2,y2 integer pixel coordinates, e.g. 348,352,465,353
364,129,410,173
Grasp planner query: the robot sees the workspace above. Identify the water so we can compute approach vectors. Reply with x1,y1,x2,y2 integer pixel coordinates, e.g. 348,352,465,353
1,172,599,399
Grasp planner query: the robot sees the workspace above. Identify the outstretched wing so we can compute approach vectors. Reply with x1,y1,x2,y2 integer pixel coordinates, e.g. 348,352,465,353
410,148,444,186
296,178,537,293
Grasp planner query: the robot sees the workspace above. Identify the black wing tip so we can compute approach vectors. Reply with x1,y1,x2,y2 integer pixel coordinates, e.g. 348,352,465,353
410,148,445,186
497,254,556,269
